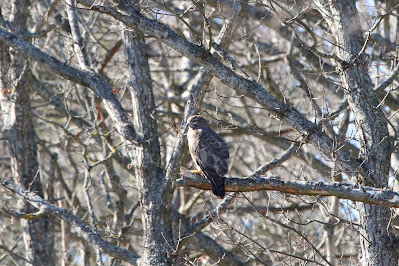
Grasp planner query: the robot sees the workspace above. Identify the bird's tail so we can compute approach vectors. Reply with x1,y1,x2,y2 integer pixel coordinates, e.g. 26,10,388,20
206,173,225,199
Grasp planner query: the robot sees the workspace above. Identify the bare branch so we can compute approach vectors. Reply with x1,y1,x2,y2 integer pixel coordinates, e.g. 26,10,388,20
253,141,300,176
0,178,140,265
77,0,361,178
165,0,247,183
0,27,138,143
176,170,399,208
375,62,399,93
181,192,238,239
181,134,302,240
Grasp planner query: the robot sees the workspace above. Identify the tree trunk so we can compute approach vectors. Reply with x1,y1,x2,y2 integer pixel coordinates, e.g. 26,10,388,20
122,7,174,263
317,1,399,264
0,1,54,264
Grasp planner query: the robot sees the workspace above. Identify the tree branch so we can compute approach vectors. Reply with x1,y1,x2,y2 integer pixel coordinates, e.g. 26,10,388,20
165,0,247,183
77,0,361,179
181,192,238,239
175,169,399,208
0,27,138,144
0,178,140,265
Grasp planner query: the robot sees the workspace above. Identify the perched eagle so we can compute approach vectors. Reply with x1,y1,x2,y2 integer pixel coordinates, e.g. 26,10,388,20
187,115,230,198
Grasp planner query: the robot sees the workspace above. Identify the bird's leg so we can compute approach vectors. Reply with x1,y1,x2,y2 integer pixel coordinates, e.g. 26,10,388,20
190,169,203,175
180,167,203,176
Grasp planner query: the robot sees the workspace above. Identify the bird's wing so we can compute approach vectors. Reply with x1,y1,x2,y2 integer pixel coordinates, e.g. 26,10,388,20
196,127,230,177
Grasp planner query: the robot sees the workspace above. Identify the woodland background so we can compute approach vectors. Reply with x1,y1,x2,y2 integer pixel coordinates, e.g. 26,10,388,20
1,0,399,265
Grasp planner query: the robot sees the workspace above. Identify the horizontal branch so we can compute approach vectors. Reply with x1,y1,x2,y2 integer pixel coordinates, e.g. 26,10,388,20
0,178,140,265
175,169,399,207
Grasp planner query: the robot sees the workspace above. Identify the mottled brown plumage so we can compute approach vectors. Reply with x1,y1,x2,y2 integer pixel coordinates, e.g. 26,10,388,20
187,115,229,198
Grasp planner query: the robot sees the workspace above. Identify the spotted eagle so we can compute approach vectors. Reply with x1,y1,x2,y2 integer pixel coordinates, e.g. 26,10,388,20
187,115,230,198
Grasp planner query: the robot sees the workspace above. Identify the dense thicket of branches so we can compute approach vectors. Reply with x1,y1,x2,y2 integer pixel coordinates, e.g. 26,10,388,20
1,0,399,265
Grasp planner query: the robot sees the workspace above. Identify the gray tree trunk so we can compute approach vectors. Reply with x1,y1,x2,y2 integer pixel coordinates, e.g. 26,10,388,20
317,1,399,265
121,3,174,262
0,1,54,265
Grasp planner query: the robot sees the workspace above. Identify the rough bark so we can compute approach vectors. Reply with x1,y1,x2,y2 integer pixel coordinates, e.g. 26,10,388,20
0,1,54,264
316,1,399,264
120,2,173,264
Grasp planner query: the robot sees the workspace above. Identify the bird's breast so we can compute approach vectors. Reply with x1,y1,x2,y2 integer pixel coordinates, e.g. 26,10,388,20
187,129,201,153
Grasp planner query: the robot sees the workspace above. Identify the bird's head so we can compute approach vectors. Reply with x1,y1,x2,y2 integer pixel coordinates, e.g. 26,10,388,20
187,115,209,129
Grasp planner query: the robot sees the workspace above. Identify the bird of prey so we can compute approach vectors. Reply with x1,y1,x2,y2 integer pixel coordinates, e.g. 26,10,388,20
187,115,230,198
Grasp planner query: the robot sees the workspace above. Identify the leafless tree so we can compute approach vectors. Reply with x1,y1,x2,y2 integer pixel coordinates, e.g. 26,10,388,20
1,0,399,265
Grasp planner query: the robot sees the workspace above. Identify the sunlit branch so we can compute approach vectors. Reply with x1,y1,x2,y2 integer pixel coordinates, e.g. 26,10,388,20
176,169,399,208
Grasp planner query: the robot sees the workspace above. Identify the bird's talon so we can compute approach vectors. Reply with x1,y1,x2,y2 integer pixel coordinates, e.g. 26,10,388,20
190,169,203,175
